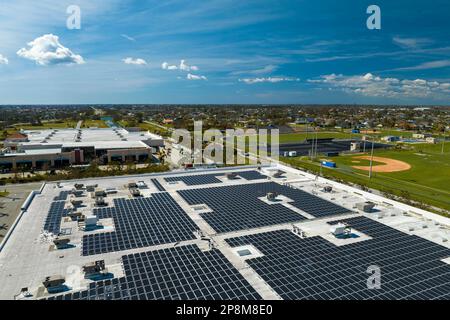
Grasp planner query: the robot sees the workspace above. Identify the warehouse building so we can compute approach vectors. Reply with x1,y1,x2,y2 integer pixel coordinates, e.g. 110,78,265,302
0,164,449,300
0,128,164,170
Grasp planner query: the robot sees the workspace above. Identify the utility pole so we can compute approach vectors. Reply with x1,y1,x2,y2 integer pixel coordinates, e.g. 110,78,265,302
442,132,446,154
369,136,375,179
314,131,318,159
305,122,308,141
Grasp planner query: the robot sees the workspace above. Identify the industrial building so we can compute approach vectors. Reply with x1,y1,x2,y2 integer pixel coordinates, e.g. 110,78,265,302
0,128,164,170
0,164,449,300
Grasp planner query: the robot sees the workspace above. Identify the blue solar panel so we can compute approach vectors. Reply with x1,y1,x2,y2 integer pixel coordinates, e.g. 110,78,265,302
43,201,67,234
165,173,222,186
46,245,261,300
53,191,70,201
151,179,166,191
226,217,450,300
165,170,266,186
82,193,199,256
177,182,348,233
234,170,267,180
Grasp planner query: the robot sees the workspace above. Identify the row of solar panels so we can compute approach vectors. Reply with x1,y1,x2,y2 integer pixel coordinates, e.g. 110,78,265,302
47,216,450,300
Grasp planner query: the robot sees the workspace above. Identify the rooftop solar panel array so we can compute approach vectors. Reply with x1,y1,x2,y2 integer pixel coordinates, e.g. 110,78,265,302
178,182,348,233
226,217,450,300
164,170,266,186
151,178,166,191
234,170,267,180
53,191,70,201
47,245,261,300
43,201,67,234
165,173,223,186
82,193,198,256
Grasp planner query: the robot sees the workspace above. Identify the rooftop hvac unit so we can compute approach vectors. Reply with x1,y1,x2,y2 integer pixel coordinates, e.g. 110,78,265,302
266,192,277,201
225,173,238,180
130,188,141,197
356,201,375,213
83,260,106,277
128,182,138,189
86,184,98,192
330,223,351,238
68,211,82,221
94,189,106,197
42,275,65,289
105,188,118,194
53,237,70,249
137,181,147,188
84,215,98,227
70,198,83,206
272,170,284,178
70,189,84,197
95,196,106,206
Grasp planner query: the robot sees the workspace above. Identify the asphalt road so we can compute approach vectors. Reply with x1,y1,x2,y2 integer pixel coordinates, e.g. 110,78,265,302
0,182,42,241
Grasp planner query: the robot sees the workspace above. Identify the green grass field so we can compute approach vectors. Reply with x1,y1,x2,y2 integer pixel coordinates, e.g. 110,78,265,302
10,120,78,130
82,120,108,128
282,141,450,213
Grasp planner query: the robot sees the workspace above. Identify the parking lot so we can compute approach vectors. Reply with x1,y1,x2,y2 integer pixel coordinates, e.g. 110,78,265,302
0,182,42,241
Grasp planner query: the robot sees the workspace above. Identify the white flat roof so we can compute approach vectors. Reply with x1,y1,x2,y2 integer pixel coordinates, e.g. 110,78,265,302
0,164,448,300
21,128,162,145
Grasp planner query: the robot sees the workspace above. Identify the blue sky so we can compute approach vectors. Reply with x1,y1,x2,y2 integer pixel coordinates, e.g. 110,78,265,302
0,0,449,105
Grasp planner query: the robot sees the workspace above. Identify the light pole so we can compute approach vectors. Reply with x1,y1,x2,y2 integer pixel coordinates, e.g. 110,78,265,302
369,136,375,179
442,132,446,154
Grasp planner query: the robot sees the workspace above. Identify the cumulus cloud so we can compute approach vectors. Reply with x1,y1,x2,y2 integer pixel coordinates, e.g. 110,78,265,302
17,34,84,66
239,77,300,84
179,59,198,71
0,54,8,65
161,62,178,70
187,73,207,80
308,73,450,99
123,57,147,65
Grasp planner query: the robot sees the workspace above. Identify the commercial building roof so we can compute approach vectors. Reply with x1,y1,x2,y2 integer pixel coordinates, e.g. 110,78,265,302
0,164,449,300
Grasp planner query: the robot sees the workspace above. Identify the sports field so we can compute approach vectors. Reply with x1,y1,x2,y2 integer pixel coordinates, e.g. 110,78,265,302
282,142,450,213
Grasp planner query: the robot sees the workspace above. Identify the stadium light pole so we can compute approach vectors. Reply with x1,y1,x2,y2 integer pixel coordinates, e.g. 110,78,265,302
369,136,375,179
314,131,318,159
305,122,308,141
442,132,446,154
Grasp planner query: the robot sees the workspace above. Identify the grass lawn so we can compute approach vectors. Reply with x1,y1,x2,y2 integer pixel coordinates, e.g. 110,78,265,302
82,120,108,128
0,190,9,197
11,120,78,130
282,141,450,213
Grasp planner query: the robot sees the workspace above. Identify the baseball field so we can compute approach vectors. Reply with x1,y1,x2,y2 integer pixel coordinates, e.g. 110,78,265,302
281,141,450,213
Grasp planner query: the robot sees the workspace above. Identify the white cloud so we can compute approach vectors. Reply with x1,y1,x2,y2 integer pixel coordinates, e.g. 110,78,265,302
121,34,136,42
16,34,84,66
393,36,432,49
0,54,8,65
308,73,450,99
161,62,178,70
390,60,450,71
179,59,198,71
123,57,147,65
187,73,207,80
162,59,199,72
239,77,299,84
232,65,278,75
